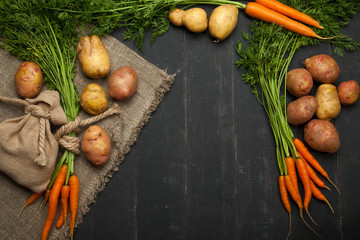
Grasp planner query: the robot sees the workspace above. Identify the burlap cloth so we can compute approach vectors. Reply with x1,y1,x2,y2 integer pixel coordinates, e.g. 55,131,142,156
0,35,175,240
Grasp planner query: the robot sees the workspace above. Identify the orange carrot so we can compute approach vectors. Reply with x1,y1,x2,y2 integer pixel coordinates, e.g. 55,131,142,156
17,190,45,217
295,157,316,225
42,189,51,210
69,174,79,240
310,180,334,213
285,157,298,193
41,164,68,240
298,152,330,190
293,137,340,193
279,175,291,213
255,0,323,29
279,175,291,240
284,174,303,211
56,185,70,228
244,2,329,39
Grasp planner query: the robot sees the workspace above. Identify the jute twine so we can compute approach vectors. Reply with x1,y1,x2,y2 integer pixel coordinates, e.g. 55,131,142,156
0,94,120,165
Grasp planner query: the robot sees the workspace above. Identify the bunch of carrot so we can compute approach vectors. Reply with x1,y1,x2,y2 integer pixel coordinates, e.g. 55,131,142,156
279,136,338,238
238,0,329,39
18,160,79,240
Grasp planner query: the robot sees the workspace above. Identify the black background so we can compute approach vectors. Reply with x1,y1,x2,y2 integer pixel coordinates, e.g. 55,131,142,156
74,5,360,240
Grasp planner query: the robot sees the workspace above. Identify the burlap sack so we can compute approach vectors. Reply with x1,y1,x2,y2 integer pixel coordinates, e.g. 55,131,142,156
0,91,68,193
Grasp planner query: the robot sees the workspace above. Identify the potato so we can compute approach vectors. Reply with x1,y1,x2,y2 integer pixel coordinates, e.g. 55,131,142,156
286,68,313,97
304,119,340,153
14,61,43,98
108,66,138,100
81,125,111,167
168,9,185,27
315,84,341,120
80,83,108,115
337,80,359,106
76,35,111,79
209,4,239,42
287,96,318,125
304,54,340,84
182,7,208,33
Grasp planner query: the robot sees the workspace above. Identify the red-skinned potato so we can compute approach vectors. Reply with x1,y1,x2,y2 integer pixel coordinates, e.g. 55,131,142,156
304,119,340,153
304,54,340,84
14,61,43,98
286,68,313,97
337,80,359,106
108,66,138,100
287,96,318,125
81,125,111,167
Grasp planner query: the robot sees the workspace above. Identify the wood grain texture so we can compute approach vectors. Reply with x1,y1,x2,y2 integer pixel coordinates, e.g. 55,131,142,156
74,6,360,240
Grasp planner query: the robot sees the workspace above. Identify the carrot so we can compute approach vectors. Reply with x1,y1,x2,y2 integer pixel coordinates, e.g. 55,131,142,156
279,175,291,213
56,185,70,228
279,175,291,240
285,157,298,193
293,137,340,193
310,180,334,214
41,164,68,240
244,2,330,39
295,157,317,225
298,152,330,190
42,189,51,210
69,174,80,240
255,0,323,29
286,173,321,238
17,190,45,217
284,174,303,211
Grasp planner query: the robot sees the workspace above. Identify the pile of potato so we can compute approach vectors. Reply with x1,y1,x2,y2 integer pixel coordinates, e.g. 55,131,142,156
168,5,239,42
286,54,359,153
76,35,139,167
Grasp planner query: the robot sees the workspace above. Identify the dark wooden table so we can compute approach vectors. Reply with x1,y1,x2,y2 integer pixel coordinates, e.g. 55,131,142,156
74,6,360,240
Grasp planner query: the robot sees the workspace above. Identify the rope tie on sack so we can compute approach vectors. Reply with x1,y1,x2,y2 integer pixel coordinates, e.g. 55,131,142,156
54,104,121,154
25,104,51,166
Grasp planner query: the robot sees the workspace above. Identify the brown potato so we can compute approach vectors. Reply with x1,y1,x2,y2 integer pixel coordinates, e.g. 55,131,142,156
81,125,111,167
337,80,359,106
315,84,341,120
182,7,208,33
14,61,43,98
209,4,238,42
304,54,340,84
287,96,318,125
80,83,108,115
169,9,185,27
286,68,313,97
304,119,340,153
76,35,111,79
108,66,138,101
